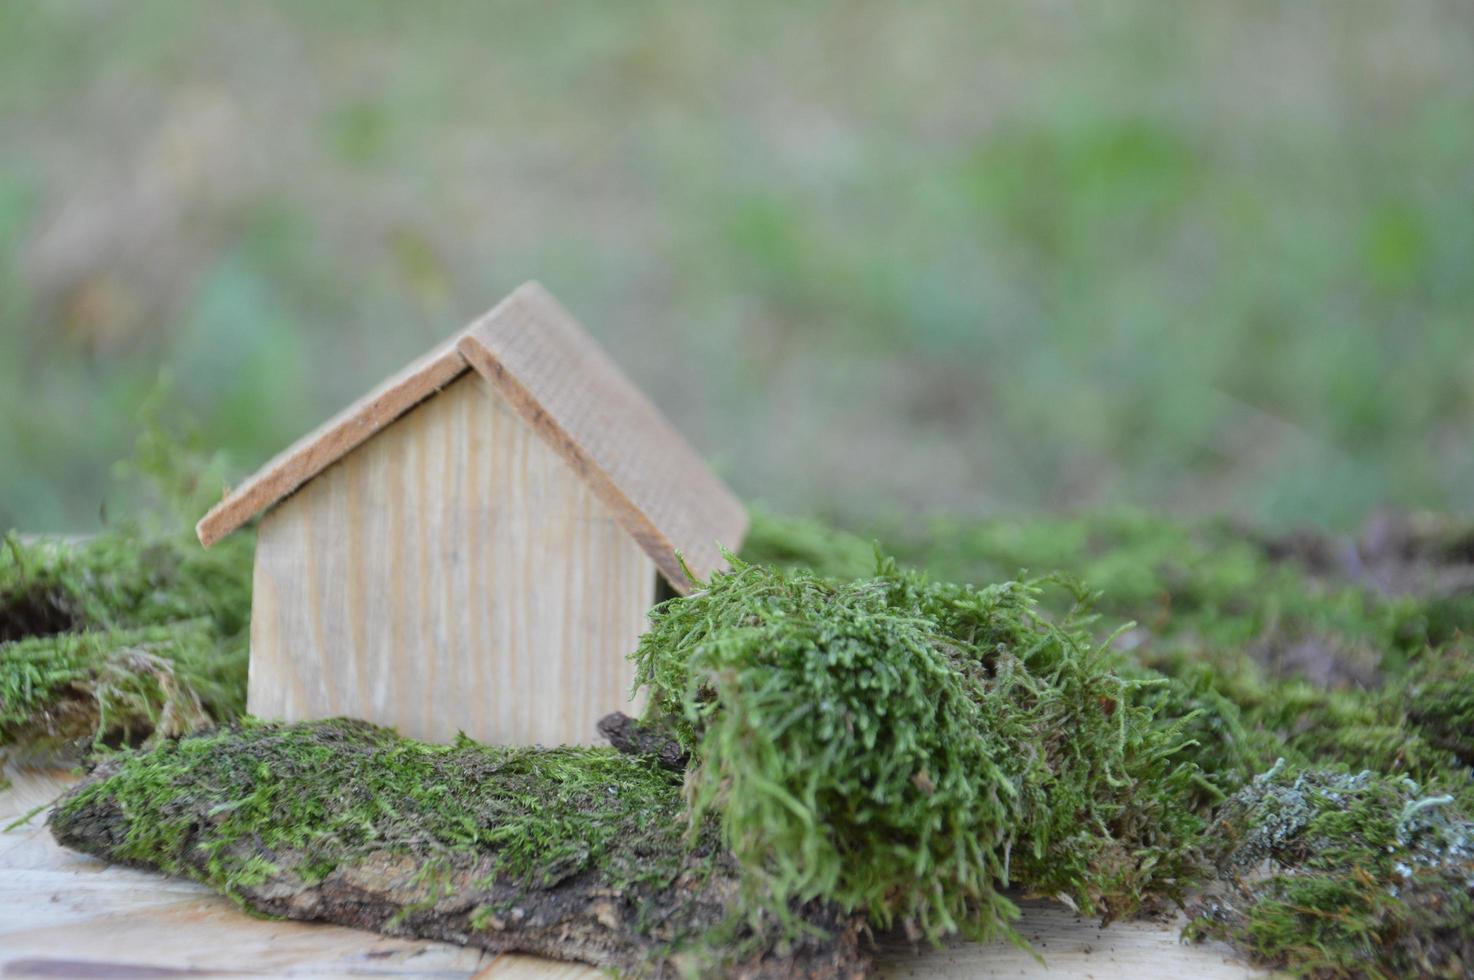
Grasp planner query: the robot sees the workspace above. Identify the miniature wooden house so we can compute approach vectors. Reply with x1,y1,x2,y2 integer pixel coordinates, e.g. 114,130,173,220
196,282,748,746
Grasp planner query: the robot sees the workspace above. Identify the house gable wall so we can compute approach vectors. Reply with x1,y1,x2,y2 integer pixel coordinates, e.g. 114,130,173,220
248,374,656,746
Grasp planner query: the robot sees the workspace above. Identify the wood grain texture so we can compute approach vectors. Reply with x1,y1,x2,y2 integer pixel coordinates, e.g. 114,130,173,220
871,903,1263,979
2,770,1267,979
458,282,749,591
249,374,657,747
196,337,471,548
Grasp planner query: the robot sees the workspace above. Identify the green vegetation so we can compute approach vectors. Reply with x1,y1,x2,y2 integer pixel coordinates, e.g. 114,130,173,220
1188,764,1474,977
737,511,1474,974
13,498,1474,975
0,429,252,766
890,512,1466,669
1401,646,1474,768
738,509,879,582
51,718,695,899
633,556,1202,942
1,622,235,765
47,719,827,975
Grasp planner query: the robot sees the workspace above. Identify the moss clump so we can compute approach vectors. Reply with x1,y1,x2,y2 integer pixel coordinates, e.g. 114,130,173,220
1,428,253,764
0,537,251,767
739,509,1474,974
0,532,251,761
1188,762,1474,977
0,623,237,758
633,555,1204,943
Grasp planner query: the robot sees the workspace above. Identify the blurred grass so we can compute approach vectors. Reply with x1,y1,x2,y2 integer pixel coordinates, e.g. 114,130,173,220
1,1,1472,532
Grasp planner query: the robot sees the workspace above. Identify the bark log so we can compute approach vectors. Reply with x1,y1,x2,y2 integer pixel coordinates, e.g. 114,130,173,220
597,712,689,772
48,729,868,979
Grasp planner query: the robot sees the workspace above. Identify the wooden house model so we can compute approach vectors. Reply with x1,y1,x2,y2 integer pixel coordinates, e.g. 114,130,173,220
196,282,748,746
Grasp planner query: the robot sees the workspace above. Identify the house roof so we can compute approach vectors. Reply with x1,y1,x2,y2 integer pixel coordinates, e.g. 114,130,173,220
195,282,748,592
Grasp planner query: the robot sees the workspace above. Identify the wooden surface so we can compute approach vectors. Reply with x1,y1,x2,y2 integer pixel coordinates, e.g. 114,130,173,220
251,374,657,747
2,769,1267,979
458,282,749,590
197,336,470,548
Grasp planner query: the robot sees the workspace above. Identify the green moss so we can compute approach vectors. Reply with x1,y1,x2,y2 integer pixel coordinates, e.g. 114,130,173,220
1401,642,1474,767
737,508,1474,972
899,511,1445,678
749,508,1474,691
1137,646,1472,805
633,554,1204,943
52,718,697,900
0,622,241,755
0,527,252,762
1,425,253,762
1188,763,1474,977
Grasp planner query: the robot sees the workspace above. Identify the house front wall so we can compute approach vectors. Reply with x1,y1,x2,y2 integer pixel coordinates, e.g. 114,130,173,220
249,373,657,746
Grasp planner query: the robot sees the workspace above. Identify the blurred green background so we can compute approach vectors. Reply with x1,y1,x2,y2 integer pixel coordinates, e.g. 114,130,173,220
2,1,1472,533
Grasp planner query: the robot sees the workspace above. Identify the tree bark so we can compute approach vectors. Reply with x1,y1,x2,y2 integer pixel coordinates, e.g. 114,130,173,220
597,711,690,772
49,738,868,979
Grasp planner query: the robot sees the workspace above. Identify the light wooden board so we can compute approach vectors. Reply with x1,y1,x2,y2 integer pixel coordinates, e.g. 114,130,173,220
1,769,1267,979
458,282,748,590
251,374,657,747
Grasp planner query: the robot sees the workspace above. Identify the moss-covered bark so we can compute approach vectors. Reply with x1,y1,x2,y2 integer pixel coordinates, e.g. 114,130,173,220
49,719,867,978
1187,764,1474,977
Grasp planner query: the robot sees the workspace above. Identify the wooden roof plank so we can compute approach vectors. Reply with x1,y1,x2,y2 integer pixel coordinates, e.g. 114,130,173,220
456,283,748,591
